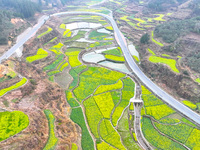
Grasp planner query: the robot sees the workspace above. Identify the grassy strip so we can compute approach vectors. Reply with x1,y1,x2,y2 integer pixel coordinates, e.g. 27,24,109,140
89,42,112,48
105,26,113,31
89,30,110,41
26,48,48,63
49,43,63,55
0,78,27,97
105,54,125,62
70,107,94,150
37,27,52,38
147,48,156,55
152,31,164,46
43,110,58,150
149,56,179,73
182,100,197,110
142,117,186,150
102,47,122,56
71,143,78,150
120,16,130,22
153,14,166,21
43,54,64,71
44,37,57,46
0,111,29,142
195,78,200,83
66,90,80,108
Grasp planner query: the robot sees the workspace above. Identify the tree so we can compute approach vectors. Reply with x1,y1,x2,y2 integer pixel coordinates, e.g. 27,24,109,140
140,33,150,44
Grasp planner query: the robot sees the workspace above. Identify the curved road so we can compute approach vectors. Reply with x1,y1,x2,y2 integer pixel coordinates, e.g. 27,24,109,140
1,11,200,126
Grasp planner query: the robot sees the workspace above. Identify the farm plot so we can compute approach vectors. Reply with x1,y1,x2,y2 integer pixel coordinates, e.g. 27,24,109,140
102,47,122,56
70,107,94,150
65,51,82,68
105,54,125,62
154,122,194,143
73,67,125,102
149,55,179,73
117,108,141,150
89,30,110,41
141,85,200,149
43,110,58,150
142,117,186,150
49,43,64,55
0,78,27,97
0,111,29,142
26,48,48,63
112,78,135,126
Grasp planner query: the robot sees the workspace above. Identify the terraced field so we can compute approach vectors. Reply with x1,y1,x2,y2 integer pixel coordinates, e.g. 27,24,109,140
141,86,200,149
1,3,200,150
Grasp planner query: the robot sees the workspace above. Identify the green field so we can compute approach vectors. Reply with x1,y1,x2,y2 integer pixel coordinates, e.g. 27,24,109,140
142,117,186,150
149,55,179,73
0,78,27,97
73,67,125,101
43,110,58,150
26,48,48,63
89,30,110,40
0,111,29,142
102,47,122,56
105,54,125,62
43,54,64,71
70,107,94,150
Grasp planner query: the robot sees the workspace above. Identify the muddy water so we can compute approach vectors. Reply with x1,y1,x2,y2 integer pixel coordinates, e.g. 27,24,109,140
128,44,140,59
82,52,105,63
99,61,130,73
66,22,102,30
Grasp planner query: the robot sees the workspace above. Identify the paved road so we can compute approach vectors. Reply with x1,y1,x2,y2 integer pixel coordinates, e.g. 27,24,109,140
0,15,49,63
1,10,200,126
53,11,200,126
134,103,152,150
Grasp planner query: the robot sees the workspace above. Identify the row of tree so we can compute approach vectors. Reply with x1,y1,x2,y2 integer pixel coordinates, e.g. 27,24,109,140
0,0,41,18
